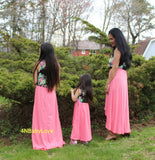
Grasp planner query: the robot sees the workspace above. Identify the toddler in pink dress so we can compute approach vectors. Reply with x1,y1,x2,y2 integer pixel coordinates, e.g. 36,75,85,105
70,74,93,145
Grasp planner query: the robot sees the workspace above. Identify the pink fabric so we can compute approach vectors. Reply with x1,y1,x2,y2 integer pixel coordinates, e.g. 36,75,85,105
105,68,131,134
32,86,65,150
71,100,92,141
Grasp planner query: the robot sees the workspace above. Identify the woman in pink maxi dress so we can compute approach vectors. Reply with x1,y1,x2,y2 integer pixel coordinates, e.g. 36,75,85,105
32,43,65,150
70,74,93,145
104,28,132,140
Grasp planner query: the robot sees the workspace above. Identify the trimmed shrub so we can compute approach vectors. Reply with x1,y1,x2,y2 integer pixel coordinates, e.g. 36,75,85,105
128,57,155,118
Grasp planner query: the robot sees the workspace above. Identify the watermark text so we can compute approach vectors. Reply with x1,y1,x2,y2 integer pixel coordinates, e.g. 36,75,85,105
20,128,53,134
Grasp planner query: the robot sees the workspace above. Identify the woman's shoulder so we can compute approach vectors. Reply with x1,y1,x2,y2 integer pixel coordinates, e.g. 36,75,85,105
114,48,121,57
114,48,121,53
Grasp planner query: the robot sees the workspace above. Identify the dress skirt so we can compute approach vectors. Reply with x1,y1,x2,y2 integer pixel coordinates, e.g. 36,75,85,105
32,85,65,150
71,100,92,141
105,68,131,134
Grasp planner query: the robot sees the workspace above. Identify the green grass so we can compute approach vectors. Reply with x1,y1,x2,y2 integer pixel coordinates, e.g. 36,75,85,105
0,127,155,160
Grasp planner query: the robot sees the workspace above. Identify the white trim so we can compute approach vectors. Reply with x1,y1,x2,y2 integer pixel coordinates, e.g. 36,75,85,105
143,39,155,58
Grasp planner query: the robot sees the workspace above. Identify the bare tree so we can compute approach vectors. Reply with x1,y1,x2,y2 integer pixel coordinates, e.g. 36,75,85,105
46,0,62,42
101,0,120,33
67,0,92,46
55,0,92,47
0,0,30,37
114,0,155,44
0,0,92,48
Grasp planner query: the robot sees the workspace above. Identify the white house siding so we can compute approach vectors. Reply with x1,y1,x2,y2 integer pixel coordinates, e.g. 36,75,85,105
143,39,155,60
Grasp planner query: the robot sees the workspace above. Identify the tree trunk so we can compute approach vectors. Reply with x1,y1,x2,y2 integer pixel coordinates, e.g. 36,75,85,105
132,37,136,45
42,1,46,43
127,24,130,43
62,29,66,47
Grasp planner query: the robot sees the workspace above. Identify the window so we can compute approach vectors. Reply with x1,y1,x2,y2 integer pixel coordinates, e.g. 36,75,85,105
90,50,96,54
82,50,85,54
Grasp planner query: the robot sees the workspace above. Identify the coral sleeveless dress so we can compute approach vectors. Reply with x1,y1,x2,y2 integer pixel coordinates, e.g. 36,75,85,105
32,60,65,150
70,90,92,141
105,56,131,134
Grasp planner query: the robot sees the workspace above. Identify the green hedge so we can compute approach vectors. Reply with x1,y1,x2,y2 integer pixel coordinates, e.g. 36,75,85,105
128,57,155,117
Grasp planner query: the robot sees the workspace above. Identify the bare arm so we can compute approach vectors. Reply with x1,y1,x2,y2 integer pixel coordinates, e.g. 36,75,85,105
70,88,81,102
33,62,40,85
105,48,121,93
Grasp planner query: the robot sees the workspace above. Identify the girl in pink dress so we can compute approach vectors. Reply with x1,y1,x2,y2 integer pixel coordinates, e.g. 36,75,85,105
70,74,93,145
32,43,65,150
104,28,132,140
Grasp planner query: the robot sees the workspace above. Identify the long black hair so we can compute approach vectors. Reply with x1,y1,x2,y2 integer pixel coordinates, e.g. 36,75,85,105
76,73,93,101
109,28,132,69
33,43,60,91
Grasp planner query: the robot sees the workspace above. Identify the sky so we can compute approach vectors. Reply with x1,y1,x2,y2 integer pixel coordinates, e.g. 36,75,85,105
87,0,155,42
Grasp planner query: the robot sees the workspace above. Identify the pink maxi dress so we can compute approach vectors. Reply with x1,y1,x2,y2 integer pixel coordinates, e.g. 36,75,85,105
105,56,131,134
32,60,65,150
70,90,92,142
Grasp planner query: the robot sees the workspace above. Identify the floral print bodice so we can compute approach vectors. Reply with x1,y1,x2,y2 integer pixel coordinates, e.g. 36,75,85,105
109,56,126,70
78,89,87,103
37,60,47,87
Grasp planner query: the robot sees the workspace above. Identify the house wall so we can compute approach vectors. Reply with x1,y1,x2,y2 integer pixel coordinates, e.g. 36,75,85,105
72,50,99,57
143,39,155,60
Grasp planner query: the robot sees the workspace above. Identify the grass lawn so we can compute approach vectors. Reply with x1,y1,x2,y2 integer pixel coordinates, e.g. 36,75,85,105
0,126,154,160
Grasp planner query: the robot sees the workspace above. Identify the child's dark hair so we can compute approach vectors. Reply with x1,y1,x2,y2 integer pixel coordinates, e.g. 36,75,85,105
33,43,60,91
76,73,93,101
